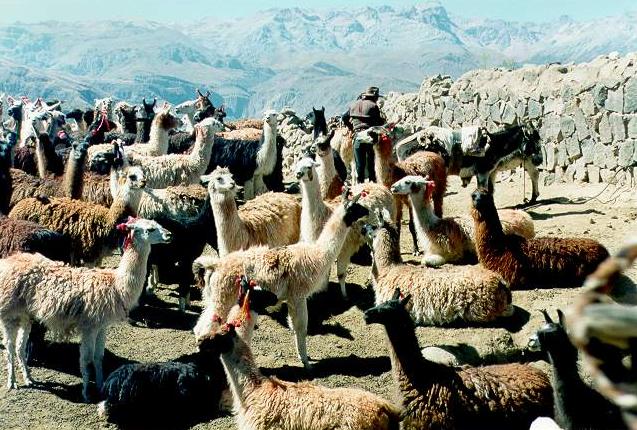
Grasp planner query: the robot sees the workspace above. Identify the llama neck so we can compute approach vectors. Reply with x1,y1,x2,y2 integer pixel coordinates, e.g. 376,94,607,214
373,228,402,270
382,315,443,395
373,144,395,187
148,120,170,153
316,205,351,259
408,190,437,248
256,121,277,175
63,153,86,199
300,175,328,242
19,116,31,148
35,138,47,179
210,192,244,257
189,134,213,171
115,240,152,308
108,188,141,226
220,337,263,407
472,207,505,248
316,151,338,200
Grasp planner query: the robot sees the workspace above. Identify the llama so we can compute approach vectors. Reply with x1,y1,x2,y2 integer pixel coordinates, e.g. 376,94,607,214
391,175,534,267
202,166,301,258
194,193,369,368
313,130,348,200
9,166,147,264
205,312,401,430
528,310,627,430
471,188,610,289
0,218,172,401
207,110,279,199
363,215,513,325
364,290,553,429
295,156,395,298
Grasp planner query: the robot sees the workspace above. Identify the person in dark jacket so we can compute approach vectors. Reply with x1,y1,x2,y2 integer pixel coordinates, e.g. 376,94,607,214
342,86,385,184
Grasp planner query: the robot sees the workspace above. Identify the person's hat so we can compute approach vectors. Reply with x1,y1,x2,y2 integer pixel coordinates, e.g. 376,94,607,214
361,86,384,98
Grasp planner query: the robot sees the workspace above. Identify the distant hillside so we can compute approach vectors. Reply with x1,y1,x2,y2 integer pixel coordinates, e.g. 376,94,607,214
2,4,636,117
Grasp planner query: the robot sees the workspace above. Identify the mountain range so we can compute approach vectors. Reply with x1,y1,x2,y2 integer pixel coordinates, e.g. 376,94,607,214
1,3,636,118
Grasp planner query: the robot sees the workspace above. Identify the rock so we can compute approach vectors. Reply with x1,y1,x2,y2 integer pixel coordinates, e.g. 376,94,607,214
565,137,581,160
543,172,556,186
606,151,618,170
544,97,564,115
564,164,576,182
527,99,542,118
618,140,635,167
516,99,526,118
574,159,588,182
490,103,501,122
598,113,612,143
501,103,517,124
627,115,637,139
600,168,619,184
420,347,461,366
541,114,561,141
593,142,609,168
593,84,609,108
560,116,575,137
557,141,568,167
579,92,596,116
610,113,626,140
442,108,454,126
544,141,556,171
605,87,624,112
625,76,637,113
581,138,595,164
588,165,601,184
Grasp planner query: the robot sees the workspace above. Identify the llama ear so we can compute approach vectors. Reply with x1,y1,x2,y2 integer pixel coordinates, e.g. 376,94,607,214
541,309,554,324
392,288,401,301
321,106,325,112
400,294,412,307
557,309,566,327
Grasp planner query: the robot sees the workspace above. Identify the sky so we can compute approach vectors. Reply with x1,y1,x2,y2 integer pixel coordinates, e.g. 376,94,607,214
1,0,636,23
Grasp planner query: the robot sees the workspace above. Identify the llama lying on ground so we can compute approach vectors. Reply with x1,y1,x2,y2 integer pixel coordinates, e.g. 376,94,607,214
98,280,277,427
202,167,300,258
364,290,553,429
207,110,279,199
471,188,609,288
206,311,401,430
528,310,627,430
0,218,171,401
363,214,513,325
295,157,395,297
194,192,369,368
132,117,224,189
391,175,534,267
9,166,146,264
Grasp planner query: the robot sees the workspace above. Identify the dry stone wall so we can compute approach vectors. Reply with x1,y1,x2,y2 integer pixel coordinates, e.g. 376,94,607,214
384,52,637,186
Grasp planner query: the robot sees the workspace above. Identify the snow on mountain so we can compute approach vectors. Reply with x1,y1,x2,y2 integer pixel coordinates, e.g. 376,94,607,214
0,4,635,117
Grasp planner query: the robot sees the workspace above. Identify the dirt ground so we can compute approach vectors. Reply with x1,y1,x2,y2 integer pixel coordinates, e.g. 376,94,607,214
1,171,636,430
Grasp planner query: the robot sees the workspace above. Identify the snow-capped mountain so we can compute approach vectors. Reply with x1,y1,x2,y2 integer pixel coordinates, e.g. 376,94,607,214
1,3,636,117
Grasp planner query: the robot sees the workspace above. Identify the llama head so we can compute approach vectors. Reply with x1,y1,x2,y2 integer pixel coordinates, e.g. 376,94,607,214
117,166,146,193
202,167,240,196
521,122,543,165
362,208,395,248
470,187,496,216
390,175,435,199
364,288,412,326
527,310,576,359
263,109,278,127
154,109,182,131
197,117,225,136
116,217,172,250
213,105,226,123
70,140,89,162
175,99,197,116
7,102,23,121
342,189,369,227
295,156,320,182
313,129,335,156
114,102,138,124
142,97,157,115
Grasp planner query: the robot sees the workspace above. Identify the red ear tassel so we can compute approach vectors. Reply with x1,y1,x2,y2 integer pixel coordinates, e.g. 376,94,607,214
212,314,222,324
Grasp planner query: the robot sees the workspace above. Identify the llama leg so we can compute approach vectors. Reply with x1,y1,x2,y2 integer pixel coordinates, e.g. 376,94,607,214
526,161,540,202
15,319,33,387
79,329,97,402
336,256,350,299
178,282,191,313
253,174,267,196
395,199,403,241
147,265,159,296
243,179,255,200
408,207,420,256
93,328,106,391
1,321,19,389
288,298,311,368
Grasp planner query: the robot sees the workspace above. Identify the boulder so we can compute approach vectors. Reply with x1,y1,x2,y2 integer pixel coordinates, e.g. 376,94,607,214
588,165,601,184
618,140,635,168
625,76,637,113
605,87,624,113
610,112,626,140
560,116,576,137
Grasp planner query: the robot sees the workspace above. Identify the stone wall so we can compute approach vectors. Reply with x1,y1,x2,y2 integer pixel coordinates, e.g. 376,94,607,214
383,52,637,186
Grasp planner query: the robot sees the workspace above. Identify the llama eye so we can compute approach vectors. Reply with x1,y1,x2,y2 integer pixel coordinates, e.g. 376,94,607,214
129,175,137,181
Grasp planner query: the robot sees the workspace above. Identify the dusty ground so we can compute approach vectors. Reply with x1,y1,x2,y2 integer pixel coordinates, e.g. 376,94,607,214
1,172,637,430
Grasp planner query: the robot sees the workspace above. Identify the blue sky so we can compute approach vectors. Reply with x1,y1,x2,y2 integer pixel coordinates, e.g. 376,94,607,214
2,0,636,23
